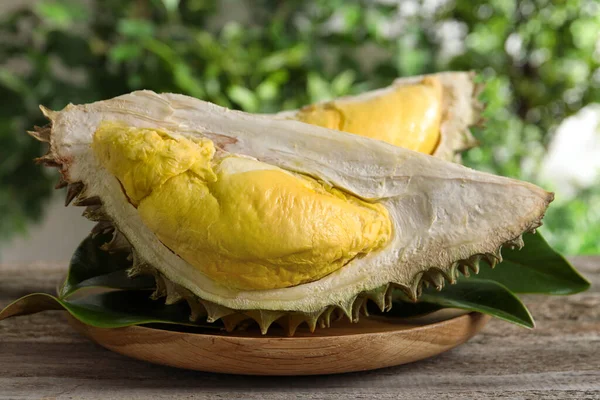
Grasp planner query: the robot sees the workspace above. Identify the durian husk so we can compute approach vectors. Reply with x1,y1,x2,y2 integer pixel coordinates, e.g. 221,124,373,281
28,76,544,336
30,128,538,336
275,71,484,162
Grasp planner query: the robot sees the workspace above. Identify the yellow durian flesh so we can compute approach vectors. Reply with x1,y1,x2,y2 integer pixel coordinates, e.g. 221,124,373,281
293,77,443,154
92,122,392,290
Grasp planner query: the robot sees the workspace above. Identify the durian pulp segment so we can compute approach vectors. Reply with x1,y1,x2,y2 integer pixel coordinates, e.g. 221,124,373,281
92,122,392,290
293,77,443,154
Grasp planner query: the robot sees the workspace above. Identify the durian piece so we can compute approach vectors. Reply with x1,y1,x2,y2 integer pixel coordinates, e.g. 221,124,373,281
276,71,483,161
31,86,551,335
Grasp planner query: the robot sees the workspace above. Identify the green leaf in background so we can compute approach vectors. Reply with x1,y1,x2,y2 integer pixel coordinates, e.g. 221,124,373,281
0,291,220,330
397,278,535,329
475,232,591,295
59,234,154,299
34,0,89,29
227,85,259,112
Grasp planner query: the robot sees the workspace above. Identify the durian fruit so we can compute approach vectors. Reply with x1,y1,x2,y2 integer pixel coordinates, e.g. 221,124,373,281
276,72,483,161
30,82,552,335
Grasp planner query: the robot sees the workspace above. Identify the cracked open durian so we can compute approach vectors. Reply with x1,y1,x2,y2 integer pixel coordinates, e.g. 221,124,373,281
31,72,552,335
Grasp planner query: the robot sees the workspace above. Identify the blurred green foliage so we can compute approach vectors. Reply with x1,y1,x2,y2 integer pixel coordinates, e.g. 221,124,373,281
0,0,598,253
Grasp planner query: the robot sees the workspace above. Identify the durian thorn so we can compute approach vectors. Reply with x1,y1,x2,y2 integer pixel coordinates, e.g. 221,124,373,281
165,293,183,305
65,183,84,206
318,318,326,329
483,252,500,268
99,231,130,253
200,300,235,323
186,299,207,321
281,311,323,336
74,195,103,207
301,308,327,333
468,255,481,274
425,270,445,291
458,263,470,278
39,105,57,121
127,252,152,278
221,313,250,333
151,274,167,300
507,235,525,251
448,262,459,284
495,249,503,263
163,279,184,305
393,284,415,305
384,283,397,310
178,289,207,322
244,310,286,335
528,219,544,234
34,154,60,168
408,273,426,302
364,284,389,312
279,315,305,337
319,306,336,328
337,295,357,321
360,298,370,317
351,297,366,322
91,221,114,237
83,204,110,222
54,176,68,189
27,125,51,142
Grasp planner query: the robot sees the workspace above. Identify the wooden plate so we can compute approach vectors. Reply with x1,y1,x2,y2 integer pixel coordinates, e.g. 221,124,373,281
67,311,490,375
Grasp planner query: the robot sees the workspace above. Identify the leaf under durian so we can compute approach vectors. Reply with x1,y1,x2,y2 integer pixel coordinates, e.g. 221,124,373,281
30,87,551,335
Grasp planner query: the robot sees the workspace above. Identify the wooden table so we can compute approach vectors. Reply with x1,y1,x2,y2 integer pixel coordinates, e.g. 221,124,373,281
1,258,599,399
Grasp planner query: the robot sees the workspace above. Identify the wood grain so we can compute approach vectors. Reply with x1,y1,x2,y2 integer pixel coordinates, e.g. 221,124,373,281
67,311,489,375
1,257,599,399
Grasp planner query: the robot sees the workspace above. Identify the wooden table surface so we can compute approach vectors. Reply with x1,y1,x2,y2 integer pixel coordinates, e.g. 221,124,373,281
1,258,598,400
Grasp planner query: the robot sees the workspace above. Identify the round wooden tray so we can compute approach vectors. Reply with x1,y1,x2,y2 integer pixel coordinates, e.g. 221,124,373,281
68,310,490,375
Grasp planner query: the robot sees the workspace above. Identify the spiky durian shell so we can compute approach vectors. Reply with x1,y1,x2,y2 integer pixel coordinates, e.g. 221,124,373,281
29,83,549,335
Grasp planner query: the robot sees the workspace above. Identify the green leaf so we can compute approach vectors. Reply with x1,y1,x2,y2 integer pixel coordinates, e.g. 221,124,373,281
256,80,278,101
397,278,535,329
35,0,89,29
117,19,156,39
227,85,259,112
258,44,308,73
0,69,29,95
109,43,144,63
0,291,220,330
172,64,205,98
161,0,180,15
475,232,590,295
59,234,154,299
307,72,332,103
331,70,356,96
